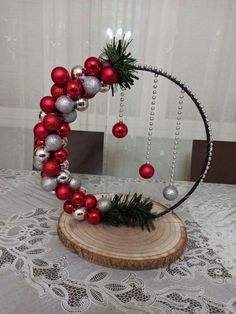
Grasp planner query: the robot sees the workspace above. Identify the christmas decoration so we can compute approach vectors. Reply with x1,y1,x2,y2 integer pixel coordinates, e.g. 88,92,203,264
54,147,68,163
56,184,73,200
71,65,85,80
87,208,101,224
112,122,128,138
66,80,83,100
41,177,58,192
97,197,111,212
101,66,118,85
57,170,72,184
34,123,49,140
82,76,101,95
100,83,110,93
55,95,75,113
34,147,49,163
57,122,71,138
163,185,178,201
45,134,63,151
35,138,45,148
71,190,85,207
139,163,155,179
43,160,61,177
69,178,81,191
63,200,75,214
43,114,62,131
51,84,65,99
51,67,69,87
84,194,97,209
62,110,77,123
75,98,88,111
84,57,101,76
72,207,87,221
40,96,56,113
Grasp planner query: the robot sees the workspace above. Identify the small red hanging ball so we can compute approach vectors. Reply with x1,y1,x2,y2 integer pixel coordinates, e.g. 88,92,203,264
33,122,49,140
35,138,45,148
139,163,155,179
40,96,56,113
51,67,69,87
71,190,86,207
87,208,101,225
84,57,102,76
54,147,68,163
57,122,71,138
66,80,83,100
43,114,62,131
56,184,73,200
101,66,118,85
50,84,65,99
84,194,97,209
63,200,75,214
112,122,128,138
43,160,61,177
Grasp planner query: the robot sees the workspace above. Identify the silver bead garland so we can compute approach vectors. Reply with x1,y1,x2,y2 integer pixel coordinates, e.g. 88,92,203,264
118,87,126,123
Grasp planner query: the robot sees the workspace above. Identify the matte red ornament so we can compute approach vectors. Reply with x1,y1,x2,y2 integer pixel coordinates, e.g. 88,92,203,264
33,122,49,140
56,184,73,200
57,122,71,138
84,57,102,76
35,138,45,148
101,66,118,85
139,163,155,179
63,200,75,214
40,96,56,113
54,147,68,163
87,208,101,225
66,80,83,100
51,67,69,87
112,122,128,138
43,114,62,131
71,190,85,207
84,194,97,209
43,160,61,177
51,84,65,99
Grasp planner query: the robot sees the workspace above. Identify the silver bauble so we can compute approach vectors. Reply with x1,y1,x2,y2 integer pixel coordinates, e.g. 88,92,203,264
75,98,89,111
33,158,43,170
57,170,72,184
69,177,81,190
45,134,63,152
72,207,86,221
71,65,84,80
34,147,49,163
163,185,178,201
62,110,77,123
100,83,110,93
55,95,75,113
41,176,58,192
97,197,112,212
82,76,101,95
62,137,68,147
60,160,70,170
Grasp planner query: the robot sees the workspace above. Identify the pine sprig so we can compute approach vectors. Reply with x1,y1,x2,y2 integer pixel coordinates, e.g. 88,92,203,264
101,193,157,232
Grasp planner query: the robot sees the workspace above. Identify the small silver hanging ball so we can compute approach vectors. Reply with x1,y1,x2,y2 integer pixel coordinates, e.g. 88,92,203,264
41,177,58,192
82,76,101,95
62,110,77,123
72,207,86,221
45,134,63,151
163,185,178,201
69,177,81,190
33,158,43,170
71,65,84,80
75,98,89,111
34,147,49,163
60,160,70,170
55,95,75,113
97,197,112,212
100,83,110,93
57,170,72,184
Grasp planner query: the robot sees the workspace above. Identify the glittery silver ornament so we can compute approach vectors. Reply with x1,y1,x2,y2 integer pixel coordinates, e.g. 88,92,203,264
57,170,72,184
97,197,112,212
45,134,63,152
33,158,43,170
71,65,84,80
82,76,101,95
100,83,110,93
69,177,81,190
62,110,77,123
34,147,49,163
60,160,70,170
72,207,86,221
55,95,75,113
75,98,89,111
41,177,58,192
163,185,178,201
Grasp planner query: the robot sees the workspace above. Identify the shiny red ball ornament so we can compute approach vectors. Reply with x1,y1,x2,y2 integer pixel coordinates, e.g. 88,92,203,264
43,114,62,131
56,184,73,200
101,66,118,85
54,147,68,163
43,160,61,177
112,122,128,138
84,57,102,76
33,122,49,140
87,208,101,225
63,200,75,214
35,138,45,148
84,194,97,209
51,67,69,87
66,80,83,100
50,84,65,99
40,96,56,113
139,163,155,179
71,190,85,207
57,122,71,138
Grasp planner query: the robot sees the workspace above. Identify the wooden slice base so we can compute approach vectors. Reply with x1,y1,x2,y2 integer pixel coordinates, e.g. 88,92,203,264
58,193,187,270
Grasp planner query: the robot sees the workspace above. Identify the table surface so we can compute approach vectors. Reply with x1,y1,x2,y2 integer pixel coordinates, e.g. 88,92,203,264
0,169,236,314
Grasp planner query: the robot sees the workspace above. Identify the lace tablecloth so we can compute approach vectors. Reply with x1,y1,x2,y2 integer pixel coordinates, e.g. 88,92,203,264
0,169,236,314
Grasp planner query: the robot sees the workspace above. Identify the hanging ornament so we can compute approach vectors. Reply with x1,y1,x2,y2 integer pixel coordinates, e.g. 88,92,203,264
101,66,118,85
163,185,178,201
60,160,70,170
45,134,63,151
51,66,69,87
62,110,77,123
71,190,86,207
39,110,47,122
72,207,87,221
97,197,111,212
79,186,87,194
84,57,102,76
75,98,89,111
57,122,71,138
51,84,65,99
41,177,58,192
40,96,56,113
56,184,73,200
57,169,72,184
87,208,101,224
66,80,83,100
71,65,85,80
82,76,101,95
63,200,75,214
43,160,61,177
84,194,97,209
43,114,62,131
34,147,49,163
33,158,43,170
69,177,81,191
33,123,49,140
139,163,155,179
55,95,75,113
100,83,110,93
112,122,128,138
54,147,68,163
34,138,44,148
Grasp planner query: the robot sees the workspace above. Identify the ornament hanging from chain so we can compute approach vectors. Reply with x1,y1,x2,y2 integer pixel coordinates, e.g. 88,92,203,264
112,87,128,138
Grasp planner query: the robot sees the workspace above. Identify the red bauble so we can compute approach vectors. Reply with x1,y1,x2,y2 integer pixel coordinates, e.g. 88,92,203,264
112,122,128,138
51,84,65,99
57,122,71,138
101,66,118,85
87,208,101,225
40,171,47,177
66,80,83,100
43,160,61,177
54,147,68,163
63,200,75,214
56,184,73,200
71,190,85,207
84,194,97,209
84,57,102,76
43,114,62,131
51,67,69,87
35,138,45,148
139,163,155,179
40,96,56,113
33,123,49,140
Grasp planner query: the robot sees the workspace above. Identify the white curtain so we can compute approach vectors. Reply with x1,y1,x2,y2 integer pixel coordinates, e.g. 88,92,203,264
0,0,236,180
